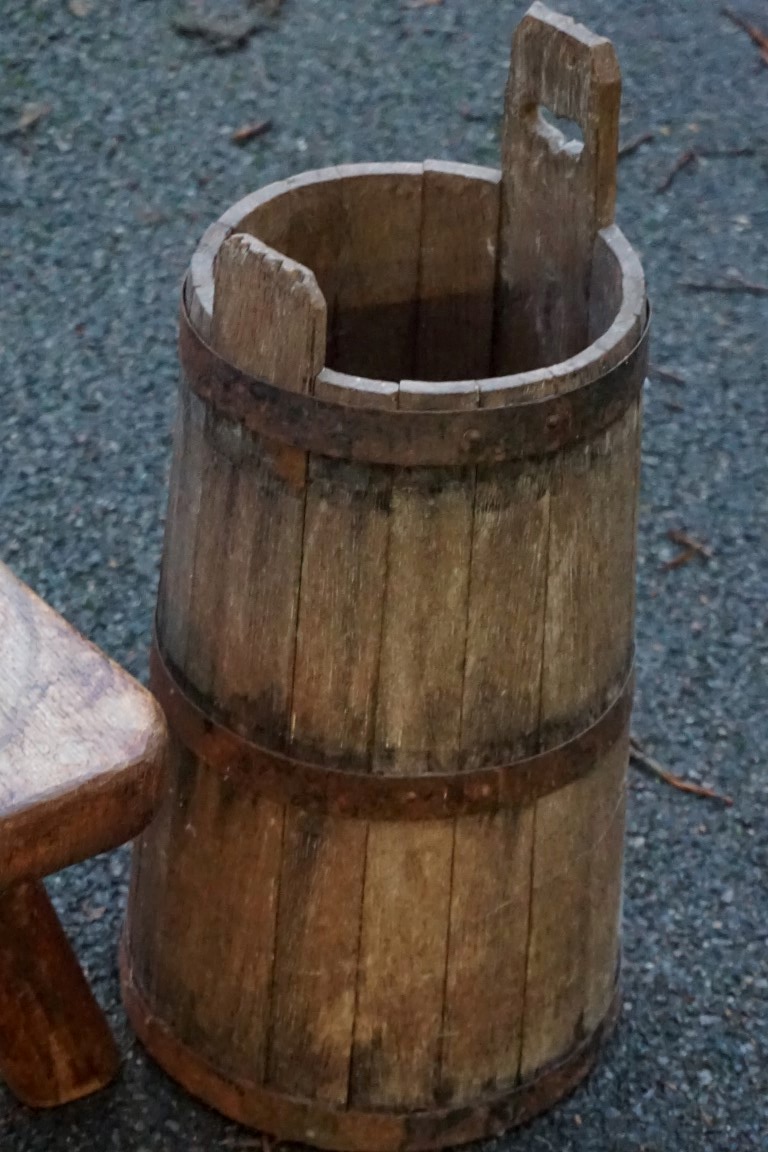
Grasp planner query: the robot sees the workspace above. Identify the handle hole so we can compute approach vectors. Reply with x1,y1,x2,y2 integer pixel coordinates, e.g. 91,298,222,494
535,106,584,157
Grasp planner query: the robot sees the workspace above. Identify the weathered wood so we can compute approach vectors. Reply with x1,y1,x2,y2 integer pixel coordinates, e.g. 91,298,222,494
122,960,621,1152
268,810,366,1103
583,733,628,1032
436,460,549,1100
289,459,393,768
373,468,474,776
439,810,533,1099
136,751,283,1077
415,161,500,382
125,22,645,1137
155,385,205,671
0,562,166,885
209,232,326,744
0,881,119,1107
367,468,465,1113
128,235,328,1087
351,821,453,1110
349,445,474,1109
270,449,393,1103
496,2,621,372
520,399,640,1077
332,165,423,381
0,563,166,1106
519,749,628,1077
185,169,643,415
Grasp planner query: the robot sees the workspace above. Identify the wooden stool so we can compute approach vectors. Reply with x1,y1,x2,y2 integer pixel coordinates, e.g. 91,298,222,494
0,561,166,1107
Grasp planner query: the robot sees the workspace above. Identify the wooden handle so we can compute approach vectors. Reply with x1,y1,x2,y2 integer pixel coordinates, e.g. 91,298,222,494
505,1,620,227
495,2,621,373
0,881,119,1107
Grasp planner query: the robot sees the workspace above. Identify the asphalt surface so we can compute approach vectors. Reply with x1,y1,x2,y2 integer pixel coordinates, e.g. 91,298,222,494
1,1,766,1149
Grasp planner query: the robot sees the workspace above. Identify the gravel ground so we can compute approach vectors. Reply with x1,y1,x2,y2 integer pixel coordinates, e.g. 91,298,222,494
1,0,766,1149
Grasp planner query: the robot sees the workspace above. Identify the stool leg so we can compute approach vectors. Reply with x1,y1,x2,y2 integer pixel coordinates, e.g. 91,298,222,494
0,879,119,1106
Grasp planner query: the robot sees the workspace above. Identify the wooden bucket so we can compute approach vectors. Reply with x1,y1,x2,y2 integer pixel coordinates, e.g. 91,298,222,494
123,6,649,1148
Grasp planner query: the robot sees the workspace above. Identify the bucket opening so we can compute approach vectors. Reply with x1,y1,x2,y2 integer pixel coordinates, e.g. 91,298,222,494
191,164,644,402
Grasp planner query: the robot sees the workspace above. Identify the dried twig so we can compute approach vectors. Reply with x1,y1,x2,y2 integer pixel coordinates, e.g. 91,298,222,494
220,1141,268,1150
653,141,756,192
630,737,733,806
619,130,655,159
696,145,757,157
656,147,697,193
661,545,698,572
221,1131,275,1150
649,363,686,386
667,528,713,560
231,118,272,144
681,273,768,296
722,6,768,64
405,0,444,7
661,527,712,571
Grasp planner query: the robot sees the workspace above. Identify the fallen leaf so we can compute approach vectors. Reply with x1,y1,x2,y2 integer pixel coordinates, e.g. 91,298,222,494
406,0,444,7
82,903,107,922
18,102,52,132
69,0,92,15
231,117,272,145
172,10,265,52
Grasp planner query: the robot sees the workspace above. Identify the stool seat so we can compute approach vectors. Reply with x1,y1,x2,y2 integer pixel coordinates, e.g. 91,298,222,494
0,561,166,1108
0,561,164,887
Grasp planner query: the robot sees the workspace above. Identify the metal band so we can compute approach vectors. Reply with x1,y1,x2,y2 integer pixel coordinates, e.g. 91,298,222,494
121,942,620,1152
149,639,633,821
179,291,650,468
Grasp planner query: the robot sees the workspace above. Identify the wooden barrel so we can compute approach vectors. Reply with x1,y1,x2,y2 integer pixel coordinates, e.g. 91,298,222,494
123,8,649,1149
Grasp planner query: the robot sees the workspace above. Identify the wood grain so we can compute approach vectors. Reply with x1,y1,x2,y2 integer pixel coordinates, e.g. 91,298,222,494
155,385,207,672
437,461,549,1100
268,810,366,1103
350,820,453,1109
373,466,474,774
496,2,621,372
289,456,392,769
128,236,327,1084
0,561,166,885
414,161,500,382
0,880,119,1107
128,115,644,1140
184,164,640,412
213,233,327,393
583,733,628,1033
270,443,393,1103
151,754,284,1078
351,357,475,1107
0,562,165,1108
439,809,533,1099
331,165,423,382
520,400,640,1077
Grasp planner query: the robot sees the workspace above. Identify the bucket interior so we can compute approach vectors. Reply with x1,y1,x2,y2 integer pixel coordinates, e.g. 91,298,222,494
236,168,629,384
195,165,644,395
